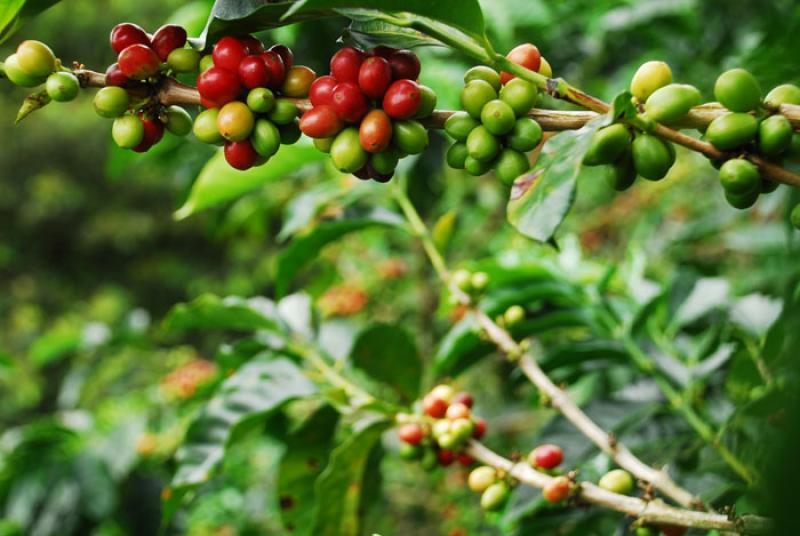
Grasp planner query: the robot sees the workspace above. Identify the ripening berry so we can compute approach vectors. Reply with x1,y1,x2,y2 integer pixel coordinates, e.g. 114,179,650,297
392,120,428,154
430,384,455,402
500,43,542,85
332,81,369,123
446,402,471,420
472,417,487,439
464,65,501,92
714,68,762,112
450,418,474,441
764,84,800,108
480,482,510,511
45,72,79,102
452,269,472,291
643,83,702,123
719,159,760,195
118,44,161,80
359,109,393,153
504,305,526,326
383,79,422,119
213,36,248,73
3,54,45,87
104,63,130,87
310,75,338,106
539,57,553,77
260,51,287,89
165,105,193,136
282,65,316,98
246,87,275,113
112,114,145,149
197,66,242,108
452,392,474,408
193,108,224,145
93,86,130,118
199,54,215,73
238,55,271,89
251,119,281,157
269,44,293,69
387,49,421,80
110,22,150,54
598,469,634,495
437,449,456,466
471,272,489,291
330,127,369,173
457,453,475,466
224,139,259,170
358,56,393,99
299,104,343,138
167,48,201,73
529,444,563,470
415,84,437,118
16,40,56,77
132,115,165,152
542,476,572,503
705,112,759,151
330,47,364,83
461,79,497,119
151,24,187,61
630,61,672,102
437,432,459,449
468,466,497,493
423,394,448,418
217,101,255,141
398,423,425,445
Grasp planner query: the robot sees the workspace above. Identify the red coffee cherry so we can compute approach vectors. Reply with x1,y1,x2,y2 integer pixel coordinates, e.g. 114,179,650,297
239,35,264,55
472,417,487,439
500,43,542,85
383,79,422,119
260,51,286,89
437,449,456,466
224,139,259,170
370,45,398,59
452,392,474,408
238,55,270,89
388,49,421,80
110,23,150,53
132,115,165,153
151,24,187,61
118,44,161,80
213,36,248,72
105,63,130,87
330,47,364,83
423,394,448,418
457,453,476,466
197,66,241,107
359,109,392,153
310,75,338,106
542,476,572,503
299,105,343,138
445,402,471,420
358,56,392,99
398,423,424,445
529,444,563,470
269,44,293,69
332,81,368,123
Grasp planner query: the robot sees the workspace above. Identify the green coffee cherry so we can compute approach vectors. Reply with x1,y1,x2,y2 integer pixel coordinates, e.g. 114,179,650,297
331,127,369,173
452,269,472,291
415,84,437,118
481,99,516,135
398,443,422,460
507,117,543,152
715,68,761,112
93,86,130,118
598,469,634,495
630,61,672,102
167,48,200,73
420,448,438,471
761,178,779,194
465,156,493,176
635,528,658,536
725,188,759,210
788,134,800,161
468,466,497,493
267,98,298,125
16,40,56,77
446,142,469,169
444,111,481,142
45,72,79,102
643,83,702,123
314,137,334,153
632,133,674,181
450,418,474,441
719,158,760,195
464,65,501,92
111,114,145,149
466,125,501,162
246,88,275,113
471,271,489,291
279,120,302,145
583,124,632,166
371,148,401,174
758,114,793,156
392,120,428,154
607,153,637,191
4,54,46,87
165,105,192,136
504,305,525,326
499,78,538,116
791,203,800,230
705,112,759,150
193,108,224,144
764,84,800,108
461,79,497,119
437,433,459,449
494,148,530,185
199,54,215,73
480,481,510,512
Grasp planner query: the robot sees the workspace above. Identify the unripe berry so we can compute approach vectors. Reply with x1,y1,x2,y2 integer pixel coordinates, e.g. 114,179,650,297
452,269,472,291
507,117,543,153
238,55,270,89
608,155,637,191
359,109,393,153
423,394,448,418
705,112,759,151
224,139,259,170
3,54,45,87
239,36,264,55
635,528,658,536
383,79,422,119
269,44,293,69
330,47,364,83
444,111,481,142
193,108,224,145
791,204,800,230
251,119,281,157
217,101,255,141
468,466,497,493
461,79,497,119
151,24,187,61
132,116,165,152
118,44,161,80
165,105,193,136
504,305,525,326
452,392,474,408
500,43,541,85
199,54,215,73
197,66,242,108
630,61,672,102
370,148,401,175
398,423,425,445
446,142,469,169
314,137,335,153
758,114,793,156
542,476,572,503
437,432,459,449
415,84,437,118
332,81,369,123
398,442,422,460
495,148,530,185
450,418,474,441
45,72,79,102
715,68,761,112
282,65,316,98
764,84,800,108
719,159,760,195
583,124,632,166
529,444,563,469
464,65,501,92
213,36,248,73
392,120,428,154
467,125,501,162
330,127,369,173
643,83,702,123
267,98,298,125
465,156,493,176
480,481,510,511
446,402,471,420
431,419,452,439
167,48,200,73
387,49,421,80
93,86,130,118
420,449,438,471
300,104,343,138
471,272,489,291
280,120,301,144
724,188,759,210
112,114,145,149
260,51,287,89
246,87,275,113
16,40,56,77
310,75,338,106
598,469,634,495
632,133,674,181
110,23,150,54
358,56,393,99
499,78,538,116
481,99,516,135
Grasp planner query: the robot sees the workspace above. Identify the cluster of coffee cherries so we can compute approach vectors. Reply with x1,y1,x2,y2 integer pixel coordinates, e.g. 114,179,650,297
194,36,314,170
396,384,487,470
3,40,83,104
299,46,436,182
444,44,549,184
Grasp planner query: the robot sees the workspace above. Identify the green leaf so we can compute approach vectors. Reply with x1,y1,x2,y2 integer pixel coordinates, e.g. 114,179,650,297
539,340,628,372
342,17,441,49
350,323,421,402
174,141,326,220
275,208,405,296
0,0,61,45
163,294,282,334
28,322,82,367
310,417,390,536
506,117,607,242
285,0,487,40
730,294,783,338
277,406,339,535
171,355,317,491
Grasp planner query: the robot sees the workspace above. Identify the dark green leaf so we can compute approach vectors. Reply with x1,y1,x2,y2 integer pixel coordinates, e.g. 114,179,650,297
350,323,421,402
610,90,637,120
163,294,282,334
0,0,61,44
275,208,405,296
343,17,441,49
506,117,607,242
539,340,628,372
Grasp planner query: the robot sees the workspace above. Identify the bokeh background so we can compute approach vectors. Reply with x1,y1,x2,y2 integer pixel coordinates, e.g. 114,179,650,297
1,0,800,534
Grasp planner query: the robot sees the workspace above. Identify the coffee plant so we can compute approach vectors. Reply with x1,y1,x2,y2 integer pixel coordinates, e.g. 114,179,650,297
1,1,799,535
